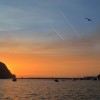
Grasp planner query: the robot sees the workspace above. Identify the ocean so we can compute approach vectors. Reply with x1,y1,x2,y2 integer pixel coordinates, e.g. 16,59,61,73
0,79,100,100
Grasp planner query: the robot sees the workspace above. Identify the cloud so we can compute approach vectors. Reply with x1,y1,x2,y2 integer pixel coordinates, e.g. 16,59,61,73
0,28,100,55
0,35,49,54
32,29,100,55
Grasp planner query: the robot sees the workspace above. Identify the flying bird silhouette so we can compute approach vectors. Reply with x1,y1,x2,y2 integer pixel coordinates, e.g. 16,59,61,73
84,18,93,22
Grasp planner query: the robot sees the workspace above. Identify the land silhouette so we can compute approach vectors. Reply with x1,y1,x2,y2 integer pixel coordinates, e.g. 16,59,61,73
0,62,15,79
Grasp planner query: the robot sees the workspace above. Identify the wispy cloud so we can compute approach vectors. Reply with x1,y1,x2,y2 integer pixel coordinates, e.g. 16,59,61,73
31,29,100,55
0,28,100,55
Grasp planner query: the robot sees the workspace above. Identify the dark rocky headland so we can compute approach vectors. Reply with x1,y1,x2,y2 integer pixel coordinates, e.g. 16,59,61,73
0,62,15,79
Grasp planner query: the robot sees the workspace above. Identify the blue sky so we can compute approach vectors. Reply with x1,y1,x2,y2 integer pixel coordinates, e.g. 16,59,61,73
0,1,100,32
0,0,100,53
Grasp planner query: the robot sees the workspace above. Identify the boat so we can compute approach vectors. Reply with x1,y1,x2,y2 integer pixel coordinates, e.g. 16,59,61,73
12,78,17,82
54,79,59,82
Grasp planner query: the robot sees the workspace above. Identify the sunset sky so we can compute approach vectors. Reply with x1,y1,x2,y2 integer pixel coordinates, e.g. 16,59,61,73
0,0,100,78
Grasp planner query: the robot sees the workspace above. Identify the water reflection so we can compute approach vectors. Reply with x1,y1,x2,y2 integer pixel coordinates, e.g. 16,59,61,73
0,79,100,100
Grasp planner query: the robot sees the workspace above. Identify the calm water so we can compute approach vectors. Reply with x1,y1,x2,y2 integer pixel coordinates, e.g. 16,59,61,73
0,79,100,100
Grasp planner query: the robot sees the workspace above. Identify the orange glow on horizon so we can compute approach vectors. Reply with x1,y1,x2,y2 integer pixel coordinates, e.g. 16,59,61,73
0,52,100,78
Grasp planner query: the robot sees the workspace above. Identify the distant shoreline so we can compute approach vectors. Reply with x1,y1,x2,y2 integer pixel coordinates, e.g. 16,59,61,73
16,76,100,81
0,74,100,81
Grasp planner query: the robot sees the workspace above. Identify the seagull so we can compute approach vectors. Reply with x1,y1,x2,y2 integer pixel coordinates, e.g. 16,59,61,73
84,18,93,22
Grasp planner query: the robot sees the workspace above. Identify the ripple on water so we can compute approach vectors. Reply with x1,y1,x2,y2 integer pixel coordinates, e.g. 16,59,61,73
0,80,100,100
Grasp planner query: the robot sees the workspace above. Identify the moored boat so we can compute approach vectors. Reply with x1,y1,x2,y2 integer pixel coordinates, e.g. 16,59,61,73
54,79,59,82
12,78,17,82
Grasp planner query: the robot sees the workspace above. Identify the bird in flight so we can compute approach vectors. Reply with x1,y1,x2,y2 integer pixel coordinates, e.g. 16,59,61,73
84,18,93,22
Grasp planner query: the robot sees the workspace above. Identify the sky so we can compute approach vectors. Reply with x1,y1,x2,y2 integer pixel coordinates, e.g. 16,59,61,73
0,0,100,77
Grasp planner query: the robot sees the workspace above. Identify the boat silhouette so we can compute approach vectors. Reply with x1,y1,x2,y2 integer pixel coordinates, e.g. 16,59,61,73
54,79,59,82
12,78,17,82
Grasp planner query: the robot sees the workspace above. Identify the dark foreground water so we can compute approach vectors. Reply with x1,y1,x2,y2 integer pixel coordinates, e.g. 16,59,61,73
0,79,100,100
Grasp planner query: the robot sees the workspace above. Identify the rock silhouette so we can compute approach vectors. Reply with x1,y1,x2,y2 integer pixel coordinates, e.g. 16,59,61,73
97,74,100,80
0,62,13,79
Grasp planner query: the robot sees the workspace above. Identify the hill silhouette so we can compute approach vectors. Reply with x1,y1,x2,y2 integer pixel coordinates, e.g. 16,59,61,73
0,62,13,79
